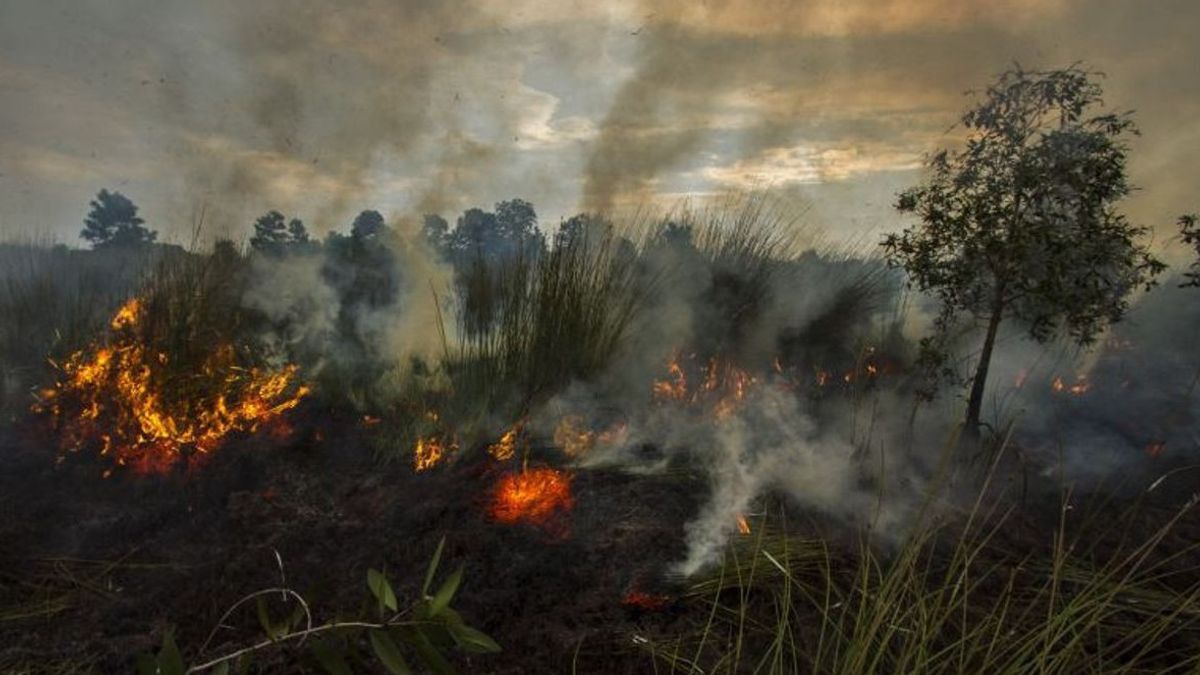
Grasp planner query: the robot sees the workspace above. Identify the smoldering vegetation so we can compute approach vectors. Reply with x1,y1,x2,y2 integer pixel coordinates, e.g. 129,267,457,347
2,193,1200,673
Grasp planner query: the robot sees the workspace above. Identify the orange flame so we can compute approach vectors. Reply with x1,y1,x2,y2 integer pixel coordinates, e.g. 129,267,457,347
488,423,523,461
652,357,688,402
34,298,308,475
414,434,458,472
1052,374,1090,396
489,467,574,527
736,514,751,535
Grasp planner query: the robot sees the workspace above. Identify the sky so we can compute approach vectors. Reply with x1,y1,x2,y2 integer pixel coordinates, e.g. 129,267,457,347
0,0,1197,253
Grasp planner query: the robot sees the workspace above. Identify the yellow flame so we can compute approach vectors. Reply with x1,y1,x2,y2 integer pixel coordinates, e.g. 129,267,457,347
34,297,308,474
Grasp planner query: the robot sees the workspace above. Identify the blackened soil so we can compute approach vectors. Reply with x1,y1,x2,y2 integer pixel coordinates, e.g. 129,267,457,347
0,417,706,674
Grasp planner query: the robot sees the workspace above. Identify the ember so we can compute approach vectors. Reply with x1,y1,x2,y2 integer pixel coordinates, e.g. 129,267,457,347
33,297,309,474
489,467,574,527
621,591,671,612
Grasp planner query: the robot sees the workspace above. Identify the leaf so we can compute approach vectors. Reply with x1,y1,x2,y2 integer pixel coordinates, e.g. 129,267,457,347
422,537,446,597
312,639,355,675
256,596,284,640
134,653,158,675
156,629,186,675
212,661,230,675
369,629,412,675
429,565,463,617
367,568,398,613
448,624,502,654
406,628,457,675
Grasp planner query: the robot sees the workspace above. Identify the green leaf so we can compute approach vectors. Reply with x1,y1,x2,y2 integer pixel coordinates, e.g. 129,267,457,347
312,639,354,675
422,537,446,597
448,624,502,654
407,628,457,675
429,565,463,617
212,661,230,675
369,629,412,675
156,629,186,675
255,596,284,640
134,653,157,675
367,568,398,613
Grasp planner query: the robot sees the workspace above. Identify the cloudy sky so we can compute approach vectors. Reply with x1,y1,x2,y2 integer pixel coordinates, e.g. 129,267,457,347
0,0,1196,251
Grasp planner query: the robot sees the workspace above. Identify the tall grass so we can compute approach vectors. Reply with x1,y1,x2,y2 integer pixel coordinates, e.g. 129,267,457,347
650,446,1200,674
429,228,648,445
0,243,163,420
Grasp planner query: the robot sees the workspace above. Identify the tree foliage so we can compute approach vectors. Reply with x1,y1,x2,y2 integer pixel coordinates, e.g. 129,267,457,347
882,65,1165,431
80,189,157,249
1180,214,1200,288
250,210,310,255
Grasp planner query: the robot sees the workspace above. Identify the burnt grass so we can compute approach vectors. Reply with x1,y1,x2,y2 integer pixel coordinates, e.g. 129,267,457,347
4,406,1200,673
0,409,706,674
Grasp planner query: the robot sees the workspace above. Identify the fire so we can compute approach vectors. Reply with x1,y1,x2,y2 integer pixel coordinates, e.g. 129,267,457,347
622,591,671,611
34,298,309,474
736,514,751,535
489,467,574,527
414,434,458,472
488,423,523,461
1052,374,1090,396
652,357,688,402
553,415,628,457
651,354,758,419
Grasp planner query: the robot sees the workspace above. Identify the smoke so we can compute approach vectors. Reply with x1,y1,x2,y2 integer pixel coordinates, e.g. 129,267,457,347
241,218,456,398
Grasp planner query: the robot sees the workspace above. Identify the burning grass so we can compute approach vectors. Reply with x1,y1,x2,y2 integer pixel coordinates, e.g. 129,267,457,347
34,297,308,474
488,467,575,529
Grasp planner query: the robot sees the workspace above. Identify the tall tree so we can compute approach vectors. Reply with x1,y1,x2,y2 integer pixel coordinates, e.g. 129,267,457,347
883,66,1164,437
250,210,309,255
351,210,386,240
1180,214,1200,288
422,214,449,255
80,189,157,249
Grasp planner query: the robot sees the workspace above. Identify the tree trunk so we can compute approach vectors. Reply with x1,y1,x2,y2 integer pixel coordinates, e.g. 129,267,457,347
965,301,1004,439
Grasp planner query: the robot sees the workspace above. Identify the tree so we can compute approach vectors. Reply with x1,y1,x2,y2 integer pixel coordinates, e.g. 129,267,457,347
351,210,386,240
495,198,544,258
421,214,449,256
80,189,157,249
1180,214,1200,288
250,210,309,255
882,66,1165,438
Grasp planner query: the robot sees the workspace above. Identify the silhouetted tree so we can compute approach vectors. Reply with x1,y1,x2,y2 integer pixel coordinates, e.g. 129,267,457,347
495,198,545,258
80,189,157,249
250,210,310,255
422,214,449,255
883,65,1165,438
1180,214,1200,288
447,207,499,262
351,210,386,240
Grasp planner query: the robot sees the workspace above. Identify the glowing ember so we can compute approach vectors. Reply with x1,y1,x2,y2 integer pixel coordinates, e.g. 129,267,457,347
489,467,574,526
1052,374,1090,396
1145,441,1166,458
622,591,671,611
553,415,628,457
652,357,688,402
34,297,309,475
736,514,751,535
